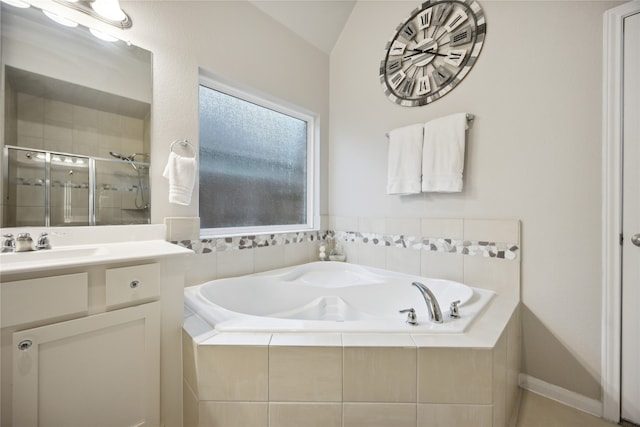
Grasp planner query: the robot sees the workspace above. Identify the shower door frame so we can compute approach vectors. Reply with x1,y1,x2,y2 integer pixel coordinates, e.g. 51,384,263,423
2,146,149,227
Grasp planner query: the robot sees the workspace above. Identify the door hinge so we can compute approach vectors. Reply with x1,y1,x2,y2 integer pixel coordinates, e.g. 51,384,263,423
620,233,624,245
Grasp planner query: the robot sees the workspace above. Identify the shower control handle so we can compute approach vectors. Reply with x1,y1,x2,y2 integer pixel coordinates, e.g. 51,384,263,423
632,234,640,247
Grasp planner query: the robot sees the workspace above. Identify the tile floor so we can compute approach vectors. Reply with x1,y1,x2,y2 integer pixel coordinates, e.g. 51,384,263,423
516,390,627,427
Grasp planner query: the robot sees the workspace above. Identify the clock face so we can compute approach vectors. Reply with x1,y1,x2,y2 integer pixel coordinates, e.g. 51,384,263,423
380,0,486,107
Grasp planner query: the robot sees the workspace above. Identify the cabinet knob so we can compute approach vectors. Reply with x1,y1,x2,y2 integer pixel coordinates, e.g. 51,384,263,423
130,280,140,289
18,340,32,351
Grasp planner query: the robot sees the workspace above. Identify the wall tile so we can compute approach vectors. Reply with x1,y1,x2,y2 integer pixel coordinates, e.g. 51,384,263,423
387,217,421,236
463,255,520,298
254,244,286,273
421,218,464,239
358,216,386,234
463,219,520,245
421,251,464,282
387,246,421,275
198,402,268,427
418,347,493,404
353,243,386,268
183,379,199,427
196,345,268,401
343,347,417,402
217,248,254,279
343,403,417,427
282,240,312,266
331,215,358,231
165,217,201,241
493,330,508,427
269,403,341,427
418,403,492,427
182,330,198,397
269,346,342,402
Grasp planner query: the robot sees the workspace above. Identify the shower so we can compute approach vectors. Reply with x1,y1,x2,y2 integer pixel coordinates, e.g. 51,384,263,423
109,151,150,209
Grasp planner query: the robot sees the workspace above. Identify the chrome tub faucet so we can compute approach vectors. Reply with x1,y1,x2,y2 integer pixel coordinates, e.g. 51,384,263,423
411,281,444,324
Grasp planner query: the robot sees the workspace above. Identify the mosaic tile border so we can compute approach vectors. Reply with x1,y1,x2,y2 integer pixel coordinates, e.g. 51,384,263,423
172,230,519,260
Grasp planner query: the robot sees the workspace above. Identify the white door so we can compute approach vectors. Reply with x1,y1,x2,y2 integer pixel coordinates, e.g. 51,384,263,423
12,302,160,427
622,9,640,425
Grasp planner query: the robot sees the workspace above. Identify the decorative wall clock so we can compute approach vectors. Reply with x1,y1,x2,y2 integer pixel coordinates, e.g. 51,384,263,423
379,0,486,107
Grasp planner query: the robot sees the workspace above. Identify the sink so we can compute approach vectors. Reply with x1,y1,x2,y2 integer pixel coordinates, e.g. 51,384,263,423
0,246,103,263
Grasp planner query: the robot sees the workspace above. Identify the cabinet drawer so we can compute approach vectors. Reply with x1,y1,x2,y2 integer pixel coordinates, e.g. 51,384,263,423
105,263,159,308
1,273,88,328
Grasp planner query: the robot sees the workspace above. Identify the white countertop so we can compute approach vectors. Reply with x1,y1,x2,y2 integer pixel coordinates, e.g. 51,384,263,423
0,239,193,276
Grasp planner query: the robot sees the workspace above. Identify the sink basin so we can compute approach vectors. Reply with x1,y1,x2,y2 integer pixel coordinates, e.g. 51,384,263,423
0,247,103,263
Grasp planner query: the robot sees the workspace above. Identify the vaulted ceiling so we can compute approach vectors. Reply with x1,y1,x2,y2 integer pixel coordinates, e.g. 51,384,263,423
248,0,356,54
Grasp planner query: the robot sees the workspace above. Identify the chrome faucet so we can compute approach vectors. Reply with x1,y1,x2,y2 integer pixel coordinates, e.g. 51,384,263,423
411,281,443,324
36,232,51,250
2,234,15,253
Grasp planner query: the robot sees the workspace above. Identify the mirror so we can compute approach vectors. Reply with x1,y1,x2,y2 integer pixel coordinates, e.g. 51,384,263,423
1,2,152,227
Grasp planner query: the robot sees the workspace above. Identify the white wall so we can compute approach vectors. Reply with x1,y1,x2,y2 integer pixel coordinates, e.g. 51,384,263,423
329,0,619,400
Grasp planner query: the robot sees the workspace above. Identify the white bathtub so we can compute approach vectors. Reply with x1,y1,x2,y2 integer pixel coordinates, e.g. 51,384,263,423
184,261,495,333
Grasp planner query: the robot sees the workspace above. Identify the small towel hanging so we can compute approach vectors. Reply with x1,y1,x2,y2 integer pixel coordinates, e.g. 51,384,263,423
170,139,196,158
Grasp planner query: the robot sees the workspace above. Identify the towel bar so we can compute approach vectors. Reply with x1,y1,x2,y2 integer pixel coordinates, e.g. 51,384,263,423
385,114,475,139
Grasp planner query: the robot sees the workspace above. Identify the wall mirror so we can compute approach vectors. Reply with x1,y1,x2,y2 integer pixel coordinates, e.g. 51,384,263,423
1,2,152,227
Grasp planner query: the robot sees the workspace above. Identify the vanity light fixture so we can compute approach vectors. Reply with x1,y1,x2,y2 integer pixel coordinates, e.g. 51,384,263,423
2,0,133,43
53,0,131,29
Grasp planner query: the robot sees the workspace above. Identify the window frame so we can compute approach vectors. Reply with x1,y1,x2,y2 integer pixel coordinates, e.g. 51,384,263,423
198,71,319,238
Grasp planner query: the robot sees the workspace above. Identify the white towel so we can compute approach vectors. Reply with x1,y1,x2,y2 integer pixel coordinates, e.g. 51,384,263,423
162,152,197,205
386,123,424,195
422,113,468,192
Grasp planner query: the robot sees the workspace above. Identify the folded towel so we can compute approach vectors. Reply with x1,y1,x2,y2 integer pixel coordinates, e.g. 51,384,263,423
162,152,197,205
386,123,424,195
422,113,468,192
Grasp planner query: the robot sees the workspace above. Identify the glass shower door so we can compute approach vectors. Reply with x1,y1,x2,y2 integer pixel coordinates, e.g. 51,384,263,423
94,159,150,225
49,153,90,226
2,148,47,226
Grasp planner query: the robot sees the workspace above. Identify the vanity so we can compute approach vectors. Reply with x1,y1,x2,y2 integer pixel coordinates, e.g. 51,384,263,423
0,225,193,427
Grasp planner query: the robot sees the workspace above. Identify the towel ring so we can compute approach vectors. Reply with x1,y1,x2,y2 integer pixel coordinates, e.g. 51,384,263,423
170,139,196,157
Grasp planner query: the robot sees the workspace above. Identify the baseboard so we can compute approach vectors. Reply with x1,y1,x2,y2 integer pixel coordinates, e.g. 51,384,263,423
518,373,603,418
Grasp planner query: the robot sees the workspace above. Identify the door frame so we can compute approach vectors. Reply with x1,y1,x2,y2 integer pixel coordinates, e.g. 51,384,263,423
602,1,640,422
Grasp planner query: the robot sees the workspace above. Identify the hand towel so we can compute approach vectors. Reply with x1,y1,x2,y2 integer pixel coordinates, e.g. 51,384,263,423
422,113,468,192
386,123,424,195
162,152,197,205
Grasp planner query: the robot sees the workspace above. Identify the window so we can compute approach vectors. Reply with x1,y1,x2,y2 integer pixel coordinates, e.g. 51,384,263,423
198,73,318,236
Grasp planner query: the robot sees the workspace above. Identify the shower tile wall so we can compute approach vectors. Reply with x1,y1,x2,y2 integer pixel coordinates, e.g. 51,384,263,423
5,92,150,226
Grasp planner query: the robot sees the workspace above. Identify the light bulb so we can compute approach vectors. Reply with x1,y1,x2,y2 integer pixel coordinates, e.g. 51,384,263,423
43,10,78,27
90,27,118,42
90,0,126,22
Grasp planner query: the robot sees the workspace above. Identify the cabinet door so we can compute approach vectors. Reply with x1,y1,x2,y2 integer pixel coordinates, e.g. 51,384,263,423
12,302,160,427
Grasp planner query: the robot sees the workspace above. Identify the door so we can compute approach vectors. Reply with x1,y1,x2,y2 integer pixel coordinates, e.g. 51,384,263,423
622,9,640,425
12,302,160,427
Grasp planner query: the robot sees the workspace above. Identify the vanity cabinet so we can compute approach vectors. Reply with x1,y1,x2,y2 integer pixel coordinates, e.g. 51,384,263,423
12,302,159,427
1,263,165,427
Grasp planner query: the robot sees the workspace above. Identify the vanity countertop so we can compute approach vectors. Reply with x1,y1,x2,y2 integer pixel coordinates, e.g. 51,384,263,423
0,240,193,276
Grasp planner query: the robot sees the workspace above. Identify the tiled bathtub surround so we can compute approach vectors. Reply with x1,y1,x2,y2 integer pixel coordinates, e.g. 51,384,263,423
183,306,522,427
181,217,521,426
170,217,520,298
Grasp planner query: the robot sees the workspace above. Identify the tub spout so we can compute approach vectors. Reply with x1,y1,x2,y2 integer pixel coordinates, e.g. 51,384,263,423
411,282,443,324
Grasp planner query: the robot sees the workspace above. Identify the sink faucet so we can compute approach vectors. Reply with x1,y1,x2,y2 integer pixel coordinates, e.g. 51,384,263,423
411,282,443,324
2,234,15,253
36,232,51,250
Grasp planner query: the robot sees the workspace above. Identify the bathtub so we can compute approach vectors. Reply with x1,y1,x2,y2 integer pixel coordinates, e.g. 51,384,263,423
184,261,494,333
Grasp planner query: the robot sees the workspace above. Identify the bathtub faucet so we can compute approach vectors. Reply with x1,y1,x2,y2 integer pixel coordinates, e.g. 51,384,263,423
411,282,443,324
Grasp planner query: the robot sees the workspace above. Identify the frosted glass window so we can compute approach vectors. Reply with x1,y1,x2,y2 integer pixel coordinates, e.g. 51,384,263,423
199,82,314,234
